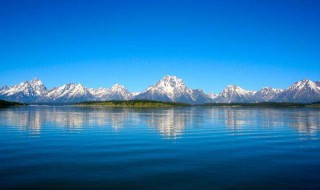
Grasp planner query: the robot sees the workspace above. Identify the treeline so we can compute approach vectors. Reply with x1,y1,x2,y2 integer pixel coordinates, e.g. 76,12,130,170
77,100,320,108
1,99,320,108
77,100,190,107
0,100,25,108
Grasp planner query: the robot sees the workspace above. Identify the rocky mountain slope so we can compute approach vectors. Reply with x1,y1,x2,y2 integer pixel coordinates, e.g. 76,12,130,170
135,76,210,104
1,77,319,104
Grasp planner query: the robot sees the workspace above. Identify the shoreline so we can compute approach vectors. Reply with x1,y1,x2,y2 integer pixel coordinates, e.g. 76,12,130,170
1,99,320,108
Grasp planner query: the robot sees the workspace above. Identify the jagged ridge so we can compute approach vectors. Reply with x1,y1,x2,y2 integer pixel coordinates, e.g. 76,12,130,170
0,76,319,104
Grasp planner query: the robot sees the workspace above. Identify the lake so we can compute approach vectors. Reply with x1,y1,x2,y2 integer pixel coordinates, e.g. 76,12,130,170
0,106,320,189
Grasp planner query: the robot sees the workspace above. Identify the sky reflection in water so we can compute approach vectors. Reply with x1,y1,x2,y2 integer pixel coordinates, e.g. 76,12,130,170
1,106,320,189
0,106,319,138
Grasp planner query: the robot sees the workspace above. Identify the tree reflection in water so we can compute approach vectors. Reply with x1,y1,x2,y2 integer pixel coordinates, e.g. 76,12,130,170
0,106,319,138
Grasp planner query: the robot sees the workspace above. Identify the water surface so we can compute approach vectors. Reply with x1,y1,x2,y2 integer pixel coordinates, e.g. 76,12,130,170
0,106,320,189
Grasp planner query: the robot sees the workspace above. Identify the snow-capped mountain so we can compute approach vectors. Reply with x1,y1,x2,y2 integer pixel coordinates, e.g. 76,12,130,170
0,78,134,103
43,83,94,103
214,85,255,103
135,75,211,104
29,77,47,96
106,84,133,100
0,78,47,103
253,87,284,102
89,84,133,101
191,89,212,104
87,87,108,99
0,77,319,104
207,92,218,100
273,79,320,103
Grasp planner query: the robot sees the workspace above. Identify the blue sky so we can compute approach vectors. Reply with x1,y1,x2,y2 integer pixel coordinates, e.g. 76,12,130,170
0,0,319,93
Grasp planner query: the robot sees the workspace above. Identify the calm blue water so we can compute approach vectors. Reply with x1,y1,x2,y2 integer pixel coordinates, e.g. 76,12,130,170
0,106,320,190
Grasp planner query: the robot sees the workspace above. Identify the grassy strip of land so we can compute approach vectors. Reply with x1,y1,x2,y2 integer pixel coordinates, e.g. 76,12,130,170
0,100,25,108
76,100,191,107
202,102,320,107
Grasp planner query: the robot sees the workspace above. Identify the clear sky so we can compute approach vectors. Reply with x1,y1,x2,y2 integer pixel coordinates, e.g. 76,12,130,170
0,0,319,93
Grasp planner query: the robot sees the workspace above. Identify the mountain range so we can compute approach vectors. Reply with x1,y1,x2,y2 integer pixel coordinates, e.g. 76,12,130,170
0,76,319,104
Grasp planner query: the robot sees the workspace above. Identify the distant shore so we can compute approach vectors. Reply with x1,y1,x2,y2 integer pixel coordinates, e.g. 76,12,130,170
201,102,320,108
0,100,26,108
1,99,320,108
76,100,190,108
76,100,320,108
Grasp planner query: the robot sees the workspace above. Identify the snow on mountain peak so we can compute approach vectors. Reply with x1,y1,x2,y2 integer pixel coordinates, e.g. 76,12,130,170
110,83,126,90
43,83,93,103
162,75,181,81
0,77,47,102
135,75,210,104
156,75,186,89
151,75,188,99
207,92,218,99
214,84,255,103
254,87,284,102
223,85,251,95
104,84,132,100
16,78,46,95
29,77,47,95
226,85,241,90
284,79,320,95
273,79,320,103
1,77,319,103
291,79,309,86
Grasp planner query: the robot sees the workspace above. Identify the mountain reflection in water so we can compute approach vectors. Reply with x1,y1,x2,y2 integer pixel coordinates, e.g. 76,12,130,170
0,106,319,138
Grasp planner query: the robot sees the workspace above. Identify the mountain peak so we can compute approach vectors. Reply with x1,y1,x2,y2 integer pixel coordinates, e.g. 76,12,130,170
274,79,320,103
162,75,179,80
161,75,183,82
111,83,125,89
295,79,313,85
153,75,186,93
299,79,312,82
135,75,210,104
290,79,317,90
299,79,313,84
223,85,250,94
29,77,44,86
215,84,254,103
226,85,241,89
102,83,132,100
208,92,218,99
254,87,284,102
1,77,319,104
156,75,186,88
